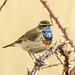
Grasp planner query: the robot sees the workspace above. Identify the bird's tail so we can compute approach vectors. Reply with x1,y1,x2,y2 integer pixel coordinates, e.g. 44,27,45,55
2,42,21,48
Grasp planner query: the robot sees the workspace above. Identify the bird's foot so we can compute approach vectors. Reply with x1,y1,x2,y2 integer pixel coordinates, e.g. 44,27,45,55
34,59,45,67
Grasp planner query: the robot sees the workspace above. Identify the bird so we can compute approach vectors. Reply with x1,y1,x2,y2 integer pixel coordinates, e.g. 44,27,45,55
3,20,53,61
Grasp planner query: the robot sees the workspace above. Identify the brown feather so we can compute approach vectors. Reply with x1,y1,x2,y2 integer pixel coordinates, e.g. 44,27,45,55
18,27,41,41
2,42,21,48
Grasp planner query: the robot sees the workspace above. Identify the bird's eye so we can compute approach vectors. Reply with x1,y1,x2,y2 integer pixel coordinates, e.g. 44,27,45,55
42,25,47,27
39,25,47,30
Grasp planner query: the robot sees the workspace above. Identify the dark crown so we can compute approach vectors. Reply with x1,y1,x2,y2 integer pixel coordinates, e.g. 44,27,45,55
38,20,51,30
39,20,50,25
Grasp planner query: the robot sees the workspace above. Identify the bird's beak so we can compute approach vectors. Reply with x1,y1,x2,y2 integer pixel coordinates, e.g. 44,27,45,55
49,24,52,26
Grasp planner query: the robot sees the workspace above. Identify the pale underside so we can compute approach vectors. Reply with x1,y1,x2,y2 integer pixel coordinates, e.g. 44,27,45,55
20,35,50,54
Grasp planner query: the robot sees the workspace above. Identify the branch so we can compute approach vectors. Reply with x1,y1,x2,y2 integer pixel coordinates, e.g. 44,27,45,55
58,47,69,75
69,66,75,75
55,53,64,65
41,63,61,69
40,0,75,52
28,42,64,75
0,0,7,11
41,59,75,69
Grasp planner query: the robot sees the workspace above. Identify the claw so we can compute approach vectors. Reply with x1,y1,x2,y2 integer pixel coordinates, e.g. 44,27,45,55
35,59,45,67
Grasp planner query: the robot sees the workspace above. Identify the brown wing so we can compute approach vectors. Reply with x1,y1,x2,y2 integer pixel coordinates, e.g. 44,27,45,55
3,27,41,48
18,28,41,41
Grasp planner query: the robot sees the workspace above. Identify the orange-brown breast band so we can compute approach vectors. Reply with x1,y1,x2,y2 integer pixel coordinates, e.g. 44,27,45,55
41,36,52,45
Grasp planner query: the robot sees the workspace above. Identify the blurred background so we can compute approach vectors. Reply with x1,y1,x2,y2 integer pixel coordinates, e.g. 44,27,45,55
0,0,75,75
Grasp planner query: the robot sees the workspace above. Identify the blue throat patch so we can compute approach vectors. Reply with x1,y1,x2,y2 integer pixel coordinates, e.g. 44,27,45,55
42,26,53,41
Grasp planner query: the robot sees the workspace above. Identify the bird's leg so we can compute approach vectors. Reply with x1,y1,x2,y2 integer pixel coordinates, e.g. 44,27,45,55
32,54,43,63
28,53,44,63
28,53,37,63
28,53,38,62
28,53,45,67
32,54,45,67
28,53,34,60
32,54,37,60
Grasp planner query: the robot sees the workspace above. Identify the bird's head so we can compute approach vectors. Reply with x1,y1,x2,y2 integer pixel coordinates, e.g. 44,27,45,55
38,20,51,30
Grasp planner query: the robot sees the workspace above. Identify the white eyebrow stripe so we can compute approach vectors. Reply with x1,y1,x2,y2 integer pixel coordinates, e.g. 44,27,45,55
40,24,48,25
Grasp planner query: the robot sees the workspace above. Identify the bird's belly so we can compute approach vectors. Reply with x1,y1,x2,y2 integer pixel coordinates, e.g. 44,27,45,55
20,40,50,54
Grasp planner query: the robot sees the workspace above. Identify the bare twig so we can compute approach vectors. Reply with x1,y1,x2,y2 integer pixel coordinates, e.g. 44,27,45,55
0,0,7,11
41,63,61,69
55,53,64,65
41,59,75,69
58,47,69,75
69,59,75,62
40,0,75,52
50,15,53,26
28,42,64,75
69,66,75,75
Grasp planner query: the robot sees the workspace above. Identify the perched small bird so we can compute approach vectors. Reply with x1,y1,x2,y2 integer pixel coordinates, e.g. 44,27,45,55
3,20,53,61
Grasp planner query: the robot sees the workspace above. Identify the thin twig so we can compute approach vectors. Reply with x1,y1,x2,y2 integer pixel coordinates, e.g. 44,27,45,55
50,15,53,26
69,66,75,75
40,0,75,52
69,59,75,62
41,59,75,69
41,63,61,69
58,47,69,75
55,53,64,65
0,0,7,11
